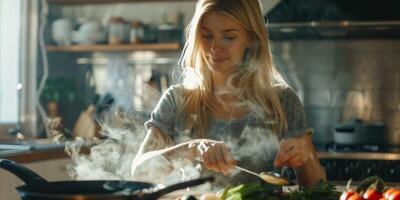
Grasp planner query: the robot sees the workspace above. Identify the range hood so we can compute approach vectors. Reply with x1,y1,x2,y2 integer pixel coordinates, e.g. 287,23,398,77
265,0,400,39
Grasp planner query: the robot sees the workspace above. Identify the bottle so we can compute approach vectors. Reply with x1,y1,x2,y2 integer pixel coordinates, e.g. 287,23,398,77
108,17,125,44
130,20,144,44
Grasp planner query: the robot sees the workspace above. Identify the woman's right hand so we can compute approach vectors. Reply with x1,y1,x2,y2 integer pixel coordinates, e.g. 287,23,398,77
195,140,236,175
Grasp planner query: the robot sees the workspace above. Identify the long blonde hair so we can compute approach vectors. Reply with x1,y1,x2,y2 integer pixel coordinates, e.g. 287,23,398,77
176,0,288,138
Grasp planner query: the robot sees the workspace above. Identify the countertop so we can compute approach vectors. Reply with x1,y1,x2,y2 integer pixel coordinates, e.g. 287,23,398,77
0,139,80,163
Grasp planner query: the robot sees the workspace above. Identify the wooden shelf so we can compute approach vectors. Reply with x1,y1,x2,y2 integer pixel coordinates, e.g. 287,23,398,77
47,0,192,4
46,42,181,52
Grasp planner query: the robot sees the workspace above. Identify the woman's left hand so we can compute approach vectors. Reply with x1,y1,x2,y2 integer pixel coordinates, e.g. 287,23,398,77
273,135,315,168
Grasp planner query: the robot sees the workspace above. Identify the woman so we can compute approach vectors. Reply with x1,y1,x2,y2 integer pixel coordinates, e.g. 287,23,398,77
131,0,326,187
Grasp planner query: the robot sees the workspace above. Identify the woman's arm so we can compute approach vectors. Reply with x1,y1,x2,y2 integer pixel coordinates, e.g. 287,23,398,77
274,134,326,186
132,126,234,180
131,126,202,180
136,126,172,156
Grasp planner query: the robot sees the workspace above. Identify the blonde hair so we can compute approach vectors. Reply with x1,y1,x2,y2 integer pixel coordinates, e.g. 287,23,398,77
177,0,288,138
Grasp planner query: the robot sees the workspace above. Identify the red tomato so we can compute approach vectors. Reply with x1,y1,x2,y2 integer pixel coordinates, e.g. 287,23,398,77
363,189,383,200
348,193,364,200
389,191,400,200
385,188,399,199
341,191,356,200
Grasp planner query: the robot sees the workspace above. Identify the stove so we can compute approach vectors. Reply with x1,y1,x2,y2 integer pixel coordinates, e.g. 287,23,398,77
317,143,400,183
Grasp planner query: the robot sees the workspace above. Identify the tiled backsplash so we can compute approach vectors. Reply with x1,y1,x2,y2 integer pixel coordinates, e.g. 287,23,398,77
271,40,400,145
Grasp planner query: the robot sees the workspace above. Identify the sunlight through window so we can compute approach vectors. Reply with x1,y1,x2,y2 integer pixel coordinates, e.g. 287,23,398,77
0,0,21,123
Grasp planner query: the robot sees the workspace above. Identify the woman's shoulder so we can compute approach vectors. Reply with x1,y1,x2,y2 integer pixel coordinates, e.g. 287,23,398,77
160,84,186,107
273,84,299,103
164,84,185,96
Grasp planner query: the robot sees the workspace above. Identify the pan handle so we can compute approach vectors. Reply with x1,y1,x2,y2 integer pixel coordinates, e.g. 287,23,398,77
145,176,214,199
0,159,48,184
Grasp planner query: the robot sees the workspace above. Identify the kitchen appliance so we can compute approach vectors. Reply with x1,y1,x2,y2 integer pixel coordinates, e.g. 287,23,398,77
0,159,213,200
333,119,386,146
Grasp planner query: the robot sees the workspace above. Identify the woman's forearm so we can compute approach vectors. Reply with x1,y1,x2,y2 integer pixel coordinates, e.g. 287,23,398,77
131,128,199,179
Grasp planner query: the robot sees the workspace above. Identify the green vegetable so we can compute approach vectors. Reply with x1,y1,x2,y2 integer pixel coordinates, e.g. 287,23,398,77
286,180,340,200
356,176,387,193
221,180,339,200
221,182,275,200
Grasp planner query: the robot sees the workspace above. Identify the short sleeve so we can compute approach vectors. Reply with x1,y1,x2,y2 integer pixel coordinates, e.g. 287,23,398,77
278,87,313,138
144,85,184,139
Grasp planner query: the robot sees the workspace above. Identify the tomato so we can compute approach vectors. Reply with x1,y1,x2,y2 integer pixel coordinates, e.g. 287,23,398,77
341,191,356,200
385,188,399,199
363,189,383,200
348,193,364,200
389,191,400,200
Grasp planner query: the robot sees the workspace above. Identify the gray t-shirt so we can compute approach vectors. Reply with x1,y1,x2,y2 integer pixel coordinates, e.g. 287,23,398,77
144,84,313,186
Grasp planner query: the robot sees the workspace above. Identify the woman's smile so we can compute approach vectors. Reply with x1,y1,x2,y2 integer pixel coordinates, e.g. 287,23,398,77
209,56,229,65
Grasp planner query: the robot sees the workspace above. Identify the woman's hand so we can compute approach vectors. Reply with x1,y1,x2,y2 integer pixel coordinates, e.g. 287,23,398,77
274,135,314,168
197,140,236,175
273,134,326,186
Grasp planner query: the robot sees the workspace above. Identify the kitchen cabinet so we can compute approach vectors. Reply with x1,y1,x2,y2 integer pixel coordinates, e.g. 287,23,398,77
0,158,72,200
42,0,188,130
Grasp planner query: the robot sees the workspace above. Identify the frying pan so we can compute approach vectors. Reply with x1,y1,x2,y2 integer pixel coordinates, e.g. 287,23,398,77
0,159,213,200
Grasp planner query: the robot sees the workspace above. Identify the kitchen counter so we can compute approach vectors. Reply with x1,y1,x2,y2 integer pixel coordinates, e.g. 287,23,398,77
0,139,89,163
0,146,68,163
317,151,400,160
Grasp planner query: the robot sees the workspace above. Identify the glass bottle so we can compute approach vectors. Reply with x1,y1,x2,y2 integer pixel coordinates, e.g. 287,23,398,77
130,20,144,44
108,17,125,44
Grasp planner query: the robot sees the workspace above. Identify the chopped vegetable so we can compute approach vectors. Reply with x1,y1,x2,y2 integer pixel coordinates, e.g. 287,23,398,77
220,180,339,200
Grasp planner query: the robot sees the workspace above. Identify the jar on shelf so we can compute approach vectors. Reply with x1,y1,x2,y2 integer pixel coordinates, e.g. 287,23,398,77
130,20,144,44
108,17,125,44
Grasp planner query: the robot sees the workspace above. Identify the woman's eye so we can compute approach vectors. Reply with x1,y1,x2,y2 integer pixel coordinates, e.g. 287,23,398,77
223,36,236,42
202,35,213,39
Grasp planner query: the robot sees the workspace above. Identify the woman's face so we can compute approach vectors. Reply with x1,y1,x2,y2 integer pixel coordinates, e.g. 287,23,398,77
200,11,251,74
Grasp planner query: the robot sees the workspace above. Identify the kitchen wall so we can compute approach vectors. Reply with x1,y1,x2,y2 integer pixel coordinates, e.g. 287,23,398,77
271,40,400,146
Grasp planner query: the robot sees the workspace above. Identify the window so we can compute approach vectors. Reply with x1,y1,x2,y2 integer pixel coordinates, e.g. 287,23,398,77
0,0,22,124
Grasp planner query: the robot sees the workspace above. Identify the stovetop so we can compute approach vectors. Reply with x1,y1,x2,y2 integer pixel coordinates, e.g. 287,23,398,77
317,143,400,153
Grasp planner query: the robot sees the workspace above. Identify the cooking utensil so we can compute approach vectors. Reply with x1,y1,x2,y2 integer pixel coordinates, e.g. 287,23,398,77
234,165,294,186
0,159,213,200
333,119,385,145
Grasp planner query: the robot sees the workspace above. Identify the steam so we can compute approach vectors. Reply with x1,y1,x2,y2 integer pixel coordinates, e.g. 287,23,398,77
66,109,146,181
225,127,279,163
64,57,281,191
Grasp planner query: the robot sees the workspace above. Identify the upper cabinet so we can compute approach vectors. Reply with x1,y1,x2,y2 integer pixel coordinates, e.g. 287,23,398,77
46,0,194,52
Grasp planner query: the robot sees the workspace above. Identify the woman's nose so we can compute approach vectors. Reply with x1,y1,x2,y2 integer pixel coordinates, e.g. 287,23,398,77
210,40,223,53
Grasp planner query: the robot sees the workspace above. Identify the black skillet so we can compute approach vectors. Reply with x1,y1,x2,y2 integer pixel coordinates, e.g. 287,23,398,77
0,159,213,200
